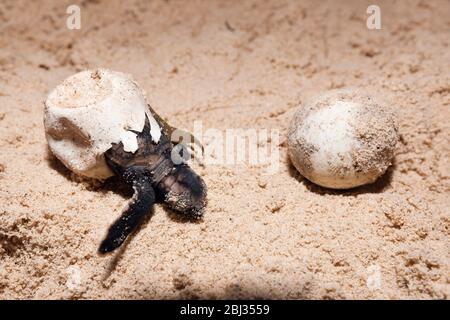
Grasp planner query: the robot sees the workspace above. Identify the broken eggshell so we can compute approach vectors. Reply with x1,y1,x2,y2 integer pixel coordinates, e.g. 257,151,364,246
44,68,161,179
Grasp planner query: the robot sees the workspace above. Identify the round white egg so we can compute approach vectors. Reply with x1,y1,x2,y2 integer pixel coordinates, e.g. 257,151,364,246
288,89,398,189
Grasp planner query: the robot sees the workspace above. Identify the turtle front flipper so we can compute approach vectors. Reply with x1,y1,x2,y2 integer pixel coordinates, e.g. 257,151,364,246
148,104,204,156
98,168,155,254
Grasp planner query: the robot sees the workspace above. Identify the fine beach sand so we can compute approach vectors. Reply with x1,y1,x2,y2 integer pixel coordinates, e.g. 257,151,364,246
0,0,449,299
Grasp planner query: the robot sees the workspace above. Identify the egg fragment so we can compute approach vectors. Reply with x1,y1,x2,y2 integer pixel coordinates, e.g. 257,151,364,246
44,68,161,179
288,89,399,189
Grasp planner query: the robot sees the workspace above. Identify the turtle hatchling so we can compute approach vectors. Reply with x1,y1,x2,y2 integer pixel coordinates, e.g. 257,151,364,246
44,69,207,254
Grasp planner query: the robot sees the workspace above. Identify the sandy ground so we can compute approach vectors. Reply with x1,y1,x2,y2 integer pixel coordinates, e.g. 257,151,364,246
0,0,449,299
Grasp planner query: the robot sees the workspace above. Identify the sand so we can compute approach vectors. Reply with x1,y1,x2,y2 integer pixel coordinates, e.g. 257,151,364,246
0,0,449,299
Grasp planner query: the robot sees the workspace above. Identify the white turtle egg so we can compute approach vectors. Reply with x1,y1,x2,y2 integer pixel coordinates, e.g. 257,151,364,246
44,68,161,179
288,89,398,189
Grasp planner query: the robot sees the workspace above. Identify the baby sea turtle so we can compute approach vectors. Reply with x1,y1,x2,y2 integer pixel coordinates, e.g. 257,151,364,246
44,69,207,254
99,106,207,254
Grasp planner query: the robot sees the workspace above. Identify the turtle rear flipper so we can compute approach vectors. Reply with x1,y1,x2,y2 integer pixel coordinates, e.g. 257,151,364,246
98,167,155,254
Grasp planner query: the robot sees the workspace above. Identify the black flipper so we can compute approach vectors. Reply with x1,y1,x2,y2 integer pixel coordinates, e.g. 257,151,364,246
147,104,204,155
98,168,155,254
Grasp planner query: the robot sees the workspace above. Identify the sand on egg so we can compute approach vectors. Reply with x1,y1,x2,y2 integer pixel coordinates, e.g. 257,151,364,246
44,69,161,179
288,89,398,189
